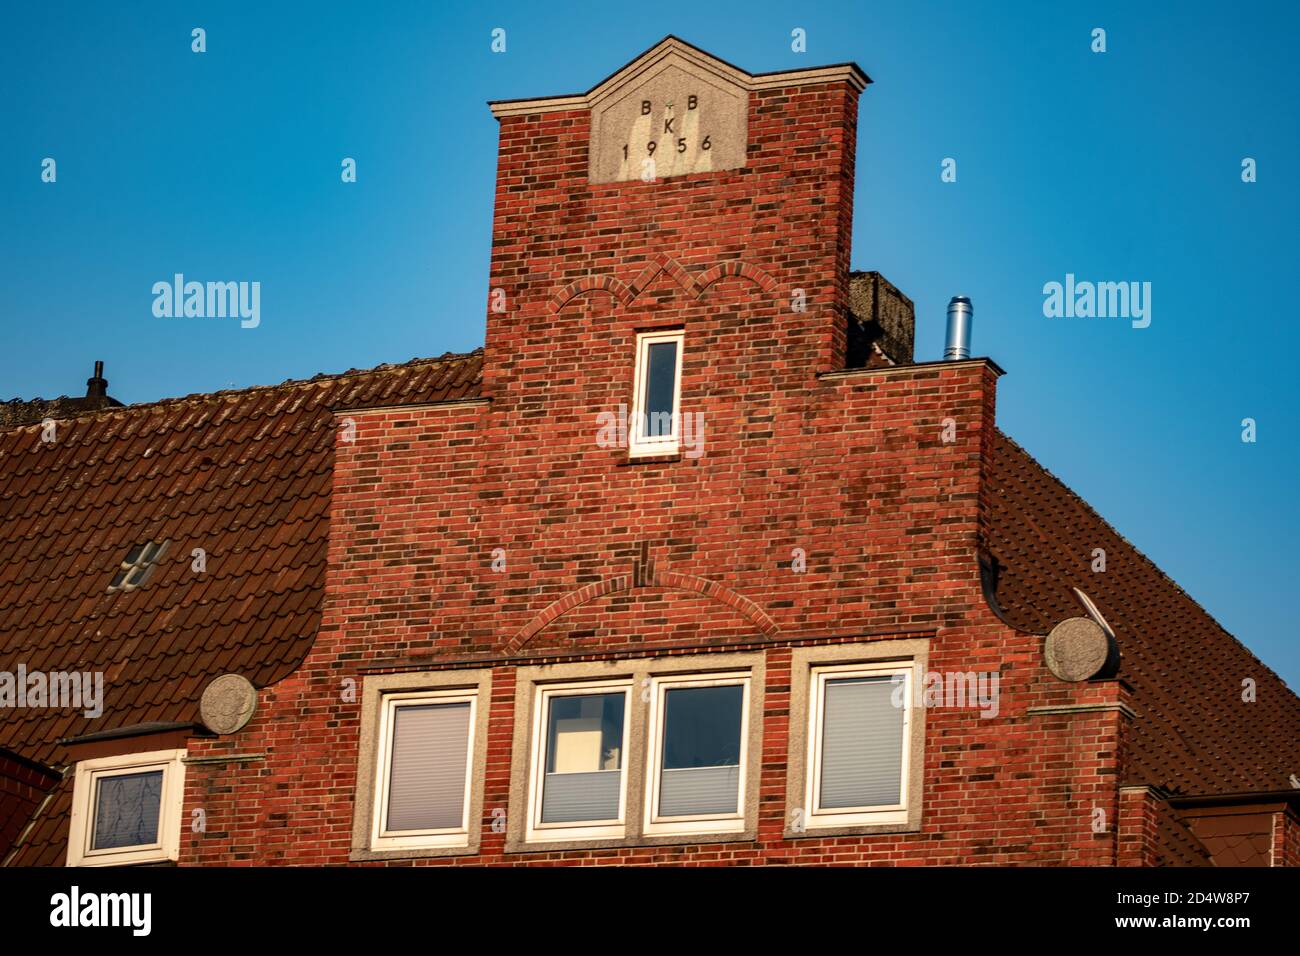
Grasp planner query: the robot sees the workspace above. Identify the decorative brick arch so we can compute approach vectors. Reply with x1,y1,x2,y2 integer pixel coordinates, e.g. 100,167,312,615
694,259,778,297
548,254,779,313
506,569,780,653
547,274,632,313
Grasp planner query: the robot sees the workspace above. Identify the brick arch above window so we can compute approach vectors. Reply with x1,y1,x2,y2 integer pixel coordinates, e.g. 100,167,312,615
506,570,780,653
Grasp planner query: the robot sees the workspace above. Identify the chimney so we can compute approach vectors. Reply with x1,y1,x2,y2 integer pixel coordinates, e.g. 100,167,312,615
944,296,973,360
85,361,109,399
846,272,915,367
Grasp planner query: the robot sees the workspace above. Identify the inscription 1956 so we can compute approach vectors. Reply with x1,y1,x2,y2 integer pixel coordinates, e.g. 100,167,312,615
620,96,712,163
588,65,747,184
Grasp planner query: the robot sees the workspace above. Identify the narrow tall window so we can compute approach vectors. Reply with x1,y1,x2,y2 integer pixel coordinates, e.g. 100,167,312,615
630,330,683,456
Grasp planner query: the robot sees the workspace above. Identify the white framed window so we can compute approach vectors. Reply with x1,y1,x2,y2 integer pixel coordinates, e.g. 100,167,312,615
644,673,749,836
805,661,913,828
629,329,684,457
525,679,632,842
370,689,477,850
67,749,186,867
351,669,491,860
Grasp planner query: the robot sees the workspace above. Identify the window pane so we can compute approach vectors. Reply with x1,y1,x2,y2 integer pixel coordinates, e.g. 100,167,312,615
541,692,624,823
818,676,904,809
659,684,743,816
642,341,678,436
385,701,471,832
92,770,163,850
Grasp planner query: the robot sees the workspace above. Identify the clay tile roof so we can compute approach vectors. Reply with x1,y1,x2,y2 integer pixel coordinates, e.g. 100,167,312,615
987,429,1300,798
0,350,482,865
0,395,123,430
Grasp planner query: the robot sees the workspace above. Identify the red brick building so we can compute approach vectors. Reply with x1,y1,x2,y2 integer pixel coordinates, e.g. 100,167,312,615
2,38,1297,867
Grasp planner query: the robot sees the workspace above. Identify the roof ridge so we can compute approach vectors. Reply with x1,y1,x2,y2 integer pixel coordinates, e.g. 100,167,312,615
0,348,484,435
994,427,1297,697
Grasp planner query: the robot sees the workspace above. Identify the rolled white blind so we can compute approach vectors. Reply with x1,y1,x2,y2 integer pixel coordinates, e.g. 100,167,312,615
660,765,739,816
819,676,904,809
385,701,471,832
542,770,621,823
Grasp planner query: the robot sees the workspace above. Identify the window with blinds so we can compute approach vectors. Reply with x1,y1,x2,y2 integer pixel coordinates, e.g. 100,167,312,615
539,690,626,825
519,664,768,845
92,769,164,850
69,749,186,866
807,664,911,825
645,675,750,834
376,692,475,844
818,676,904,809
527,682,632,841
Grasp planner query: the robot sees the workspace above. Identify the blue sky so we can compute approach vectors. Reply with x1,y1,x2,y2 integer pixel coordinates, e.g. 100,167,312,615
3,2,1296,685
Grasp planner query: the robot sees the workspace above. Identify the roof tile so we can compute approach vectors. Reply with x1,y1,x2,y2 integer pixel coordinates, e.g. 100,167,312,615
988,430,1300,796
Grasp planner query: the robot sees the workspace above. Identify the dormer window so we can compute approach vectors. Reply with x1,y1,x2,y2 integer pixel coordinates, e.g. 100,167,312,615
109,541,169,592
67,749,186,866
630,329,683,457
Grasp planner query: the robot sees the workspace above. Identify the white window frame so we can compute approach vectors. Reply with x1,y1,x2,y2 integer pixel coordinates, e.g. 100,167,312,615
370,688,478,851
629,329,684,457
805,661,914,829
525,679,633,843
67,749,186,867
643,672,750,837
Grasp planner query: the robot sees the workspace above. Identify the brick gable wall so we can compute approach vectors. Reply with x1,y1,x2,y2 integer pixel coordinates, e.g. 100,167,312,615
178,62,1142,866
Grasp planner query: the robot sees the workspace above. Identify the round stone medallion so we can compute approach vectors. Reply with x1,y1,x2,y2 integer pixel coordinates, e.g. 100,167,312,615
1044,617,1111,681
200,674,258,734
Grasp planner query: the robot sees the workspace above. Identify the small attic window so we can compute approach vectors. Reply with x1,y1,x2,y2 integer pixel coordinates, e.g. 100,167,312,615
108,541,170,592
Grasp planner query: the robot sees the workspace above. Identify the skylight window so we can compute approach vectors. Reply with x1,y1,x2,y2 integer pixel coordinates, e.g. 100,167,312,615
108,541,169,592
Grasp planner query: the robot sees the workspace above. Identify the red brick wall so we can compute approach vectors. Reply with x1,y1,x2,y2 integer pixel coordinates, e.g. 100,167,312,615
0,752,58,858
1276,810,1300,867
483,81,860,398
181,71,1134,866
1116,787,1160,867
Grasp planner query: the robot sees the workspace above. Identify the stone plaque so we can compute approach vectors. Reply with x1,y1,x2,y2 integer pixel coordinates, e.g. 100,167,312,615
1044,617,1112,682
200,673,258,734
589,62,747,184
